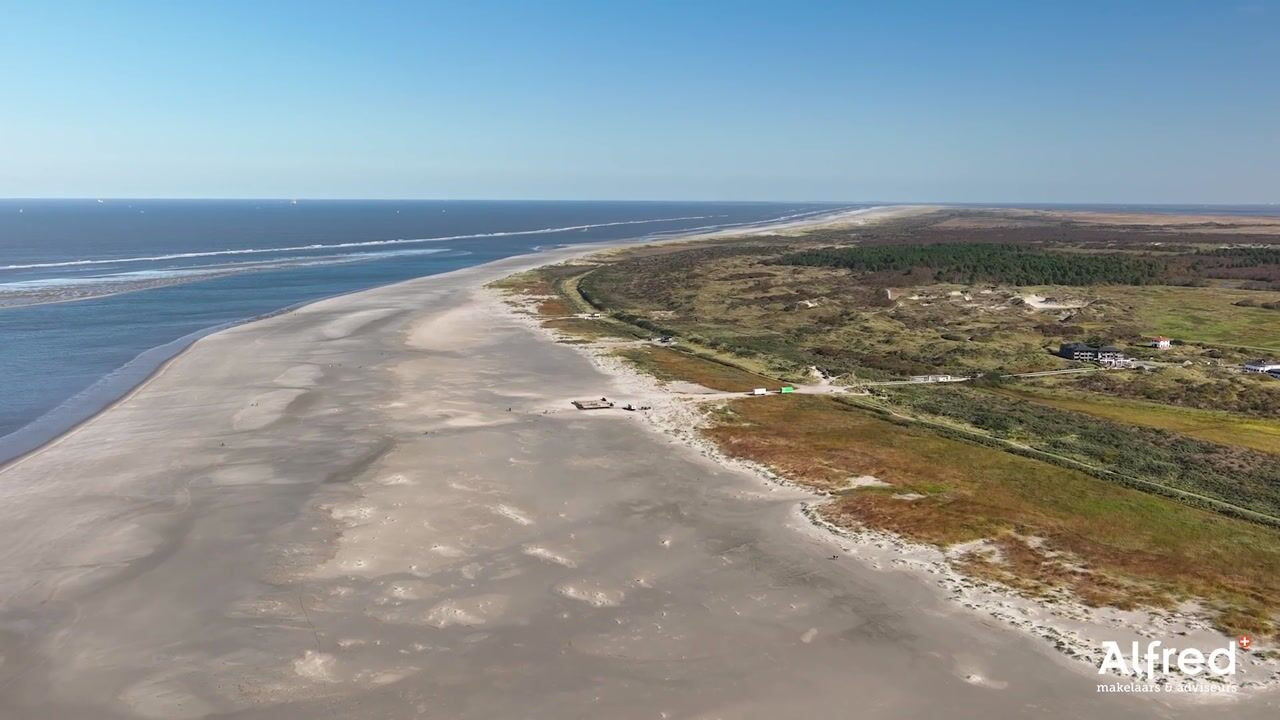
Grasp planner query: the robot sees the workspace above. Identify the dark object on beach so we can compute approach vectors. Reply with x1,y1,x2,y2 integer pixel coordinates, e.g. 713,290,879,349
572,399,615,410
623,404,635,411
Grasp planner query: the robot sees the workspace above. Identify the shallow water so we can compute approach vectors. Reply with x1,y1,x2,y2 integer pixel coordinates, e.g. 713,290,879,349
0,199,845,462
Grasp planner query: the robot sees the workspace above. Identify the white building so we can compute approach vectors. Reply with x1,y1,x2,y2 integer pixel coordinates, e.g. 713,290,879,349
1243,360,1280,374
1149,336,1172,350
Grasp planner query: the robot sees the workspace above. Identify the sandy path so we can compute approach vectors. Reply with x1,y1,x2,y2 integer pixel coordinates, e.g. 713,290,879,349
0,237,1274,717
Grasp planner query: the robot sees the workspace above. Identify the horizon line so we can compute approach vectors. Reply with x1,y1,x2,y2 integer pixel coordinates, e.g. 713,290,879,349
0,197,1276,207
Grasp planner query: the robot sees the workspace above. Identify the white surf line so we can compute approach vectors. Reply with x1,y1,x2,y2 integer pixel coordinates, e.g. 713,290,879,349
640,206,871,241
0,215,722,270
0,248,454,292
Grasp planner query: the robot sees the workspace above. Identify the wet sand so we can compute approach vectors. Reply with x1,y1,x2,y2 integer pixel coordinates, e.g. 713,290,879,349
1,239,1276,718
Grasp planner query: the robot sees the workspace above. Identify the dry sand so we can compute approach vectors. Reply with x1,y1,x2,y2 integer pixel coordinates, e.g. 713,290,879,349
0,212,1277,718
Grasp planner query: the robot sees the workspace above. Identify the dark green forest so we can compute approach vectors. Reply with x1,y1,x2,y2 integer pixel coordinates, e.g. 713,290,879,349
1198,247,1280,263
774,243,1163,286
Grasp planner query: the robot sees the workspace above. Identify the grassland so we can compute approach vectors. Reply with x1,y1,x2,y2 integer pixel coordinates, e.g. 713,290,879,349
579,247,1067,379
492,265,645,341
707,395,1280,634
497,209,1280,637
882,385,1280,522
616,346,780,392
575,230,1280,383
993,386,1280,454
1060,365,1280,418
1093,285,1280,352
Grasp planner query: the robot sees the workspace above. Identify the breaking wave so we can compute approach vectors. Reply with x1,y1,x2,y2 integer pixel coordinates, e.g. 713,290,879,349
0,215,720,270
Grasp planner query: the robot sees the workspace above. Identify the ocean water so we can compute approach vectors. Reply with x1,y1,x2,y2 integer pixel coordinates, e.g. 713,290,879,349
0,200,852,462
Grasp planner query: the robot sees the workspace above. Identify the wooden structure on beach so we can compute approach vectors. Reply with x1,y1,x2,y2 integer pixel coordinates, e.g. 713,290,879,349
571,399,615,410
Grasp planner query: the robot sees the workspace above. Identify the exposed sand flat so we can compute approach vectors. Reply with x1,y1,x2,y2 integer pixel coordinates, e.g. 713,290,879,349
232,388,308,431
320,307,400,339
1,220,1276,717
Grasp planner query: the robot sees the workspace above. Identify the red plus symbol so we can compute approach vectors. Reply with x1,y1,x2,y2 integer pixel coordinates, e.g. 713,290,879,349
1238,635,1253,650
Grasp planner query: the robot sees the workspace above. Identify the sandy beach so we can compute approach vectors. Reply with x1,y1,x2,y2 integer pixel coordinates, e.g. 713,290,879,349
1,215,1276,718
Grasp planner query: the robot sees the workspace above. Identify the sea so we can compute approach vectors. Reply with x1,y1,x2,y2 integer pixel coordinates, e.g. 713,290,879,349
0,199,857,462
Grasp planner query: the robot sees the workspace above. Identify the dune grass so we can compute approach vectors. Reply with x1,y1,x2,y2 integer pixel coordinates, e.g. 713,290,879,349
1106,285,1280,351
617,346,780,392
497,242,1280,634
541,317,642,341
705,394,1280,636
994,386,1280,454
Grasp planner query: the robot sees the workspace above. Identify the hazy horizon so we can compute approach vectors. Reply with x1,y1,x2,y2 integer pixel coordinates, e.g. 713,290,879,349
2,198,1278,207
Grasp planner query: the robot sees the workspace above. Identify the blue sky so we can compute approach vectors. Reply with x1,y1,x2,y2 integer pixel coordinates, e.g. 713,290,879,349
1,1,1276,202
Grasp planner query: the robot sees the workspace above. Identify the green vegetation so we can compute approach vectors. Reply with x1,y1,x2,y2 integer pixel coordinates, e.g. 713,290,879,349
707,395,1280,634
776,243,1164,286
496,209,1280,633
541,317,642,341
1063,366,1280,418
992,386,1280,454
578,247,1065,379
491,264,645,341
775,241,1280,291
1105,285,1280,351
617,346,779,392
883,385,1280,521
778,242,1172,284
1234,298,1280,310
1201,247,1280,262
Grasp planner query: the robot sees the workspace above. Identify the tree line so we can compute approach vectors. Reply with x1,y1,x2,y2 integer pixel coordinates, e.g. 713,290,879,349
774,243,1164,286
1195,247,1280,266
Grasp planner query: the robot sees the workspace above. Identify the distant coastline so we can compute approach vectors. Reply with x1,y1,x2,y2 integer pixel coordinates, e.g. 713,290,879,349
0,203,864,466
2,200,1275,466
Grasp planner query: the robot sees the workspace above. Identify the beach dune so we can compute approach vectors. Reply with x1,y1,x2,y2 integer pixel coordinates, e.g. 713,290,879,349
0,242,1267,718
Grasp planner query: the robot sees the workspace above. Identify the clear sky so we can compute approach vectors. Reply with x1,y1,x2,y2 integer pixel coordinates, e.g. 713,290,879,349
2,1,1277,203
